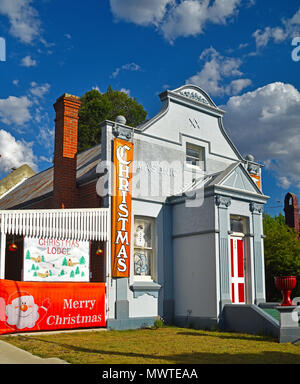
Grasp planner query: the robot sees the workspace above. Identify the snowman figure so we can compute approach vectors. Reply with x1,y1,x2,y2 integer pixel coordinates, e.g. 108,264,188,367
134,224,145,247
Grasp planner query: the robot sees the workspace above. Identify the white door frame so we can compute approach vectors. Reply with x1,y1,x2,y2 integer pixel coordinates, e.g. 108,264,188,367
230,233,246,304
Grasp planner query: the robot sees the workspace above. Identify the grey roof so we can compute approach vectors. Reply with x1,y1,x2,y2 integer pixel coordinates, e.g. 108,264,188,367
168,161,264,202
0,144,101,209
205,162,240,188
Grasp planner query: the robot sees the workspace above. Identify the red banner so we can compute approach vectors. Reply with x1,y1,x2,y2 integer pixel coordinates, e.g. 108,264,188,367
0,280,106,335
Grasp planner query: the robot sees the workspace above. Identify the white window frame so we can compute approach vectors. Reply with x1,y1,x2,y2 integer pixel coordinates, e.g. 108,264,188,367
133,217,155,282
186,143,205,170
230,215,247,236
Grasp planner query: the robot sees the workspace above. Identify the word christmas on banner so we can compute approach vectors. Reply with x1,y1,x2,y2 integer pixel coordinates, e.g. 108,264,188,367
111,138,134,278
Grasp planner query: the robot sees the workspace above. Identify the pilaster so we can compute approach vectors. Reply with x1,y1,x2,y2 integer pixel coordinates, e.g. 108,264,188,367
216,195,232,310
250,202,265,304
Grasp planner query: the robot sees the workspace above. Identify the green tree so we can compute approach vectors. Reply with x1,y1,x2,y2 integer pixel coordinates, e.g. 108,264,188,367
26,250,31,260
79,256,86,265
78,86,147,152
263,213,300,300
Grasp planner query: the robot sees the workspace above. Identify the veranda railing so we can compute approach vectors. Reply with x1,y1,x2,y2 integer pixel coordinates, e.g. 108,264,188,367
0,208,110,241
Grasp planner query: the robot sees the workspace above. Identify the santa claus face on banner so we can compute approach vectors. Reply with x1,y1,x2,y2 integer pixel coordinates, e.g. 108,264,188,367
6,293,39,330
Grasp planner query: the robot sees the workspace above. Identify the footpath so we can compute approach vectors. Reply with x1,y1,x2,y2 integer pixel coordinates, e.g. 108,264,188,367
0,339,68,364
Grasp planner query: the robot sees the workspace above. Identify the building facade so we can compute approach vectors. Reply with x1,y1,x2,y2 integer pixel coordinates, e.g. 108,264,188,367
0,85,269,333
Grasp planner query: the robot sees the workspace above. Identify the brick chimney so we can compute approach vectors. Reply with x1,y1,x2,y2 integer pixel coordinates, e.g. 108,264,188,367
53,93,81,208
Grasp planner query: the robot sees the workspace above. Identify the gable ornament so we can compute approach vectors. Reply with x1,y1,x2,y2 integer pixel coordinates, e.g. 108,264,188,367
179,90,209,105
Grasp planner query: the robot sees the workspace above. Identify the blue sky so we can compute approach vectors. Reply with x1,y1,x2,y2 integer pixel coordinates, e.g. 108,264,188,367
0,0,300,216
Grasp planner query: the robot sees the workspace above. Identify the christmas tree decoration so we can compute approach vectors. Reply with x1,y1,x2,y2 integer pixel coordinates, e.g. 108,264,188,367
96,248,103,256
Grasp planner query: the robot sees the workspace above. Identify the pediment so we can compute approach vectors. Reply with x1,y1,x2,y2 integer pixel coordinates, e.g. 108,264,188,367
220,164,261,194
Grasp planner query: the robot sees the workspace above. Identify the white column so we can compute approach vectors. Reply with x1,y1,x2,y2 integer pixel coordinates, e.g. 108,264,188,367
0,232,6,279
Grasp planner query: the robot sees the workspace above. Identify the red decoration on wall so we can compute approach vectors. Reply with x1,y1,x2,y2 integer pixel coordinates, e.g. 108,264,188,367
8,243,18,252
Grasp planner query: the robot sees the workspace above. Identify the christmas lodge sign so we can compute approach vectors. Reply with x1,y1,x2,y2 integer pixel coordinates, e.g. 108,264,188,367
111,138,134,278
0,279,105,335
23,237,90,282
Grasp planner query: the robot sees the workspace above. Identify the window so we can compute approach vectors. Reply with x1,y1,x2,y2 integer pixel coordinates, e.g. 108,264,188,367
186,143,205,169
230,216,247,235
134,218,154,279
230,219,244,234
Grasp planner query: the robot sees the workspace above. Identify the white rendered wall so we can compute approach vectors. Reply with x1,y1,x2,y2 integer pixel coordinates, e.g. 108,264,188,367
173,233,217,319
172,196,218,319
128,291,158,318
143,100,240,173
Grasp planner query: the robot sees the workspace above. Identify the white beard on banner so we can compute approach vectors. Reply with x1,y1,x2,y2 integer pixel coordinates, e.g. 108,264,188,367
6,295,39,329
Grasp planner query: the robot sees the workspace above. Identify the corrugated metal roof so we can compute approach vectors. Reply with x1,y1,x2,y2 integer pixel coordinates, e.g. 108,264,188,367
0,164,35,198
0,144,101,209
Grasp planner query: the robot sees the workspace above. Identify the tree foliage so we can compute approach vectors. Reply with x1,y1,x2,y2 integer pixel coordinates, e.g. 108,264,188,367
78,86,147,153
263,213,300,300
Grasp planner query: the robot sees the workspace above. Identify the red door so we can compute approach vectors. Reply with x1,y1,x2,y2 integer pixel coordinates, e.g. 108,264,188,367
230,237,245,304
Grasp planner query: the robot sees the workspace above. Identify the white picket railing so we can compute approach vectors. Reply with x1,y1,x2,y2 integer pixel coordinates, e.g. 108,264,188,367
0,208,110,241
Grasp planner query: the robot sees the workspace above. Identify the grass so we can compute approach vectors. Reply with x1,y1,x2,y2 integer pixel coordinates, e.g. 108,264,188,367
2,326,300,364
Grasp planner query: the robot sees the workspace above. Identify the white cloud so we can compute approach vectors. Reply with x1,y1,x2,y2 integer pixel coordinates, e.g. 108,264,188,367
111,62,141,78
207,0,241,24
120,88,130,95
39,155,52,164
0,129,37,174
21,55,37,67
253,27,287,49
37,125,54,149
92,85,101,92
277,176,292,189
110,0,241,42
0,0,41,44
0,96,32,126
161,0,209,41
227,78,252,95
290,7,300,25
110,0,173,26
253,6,300,50
186,47,251,97
29,82,50,98
223,82,300,189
